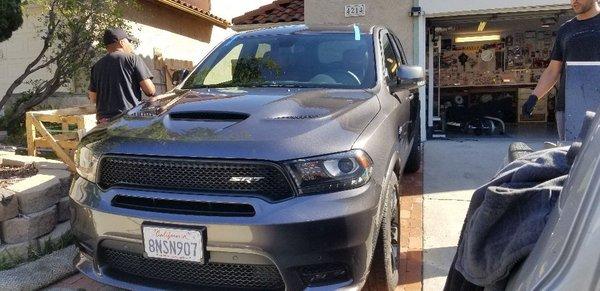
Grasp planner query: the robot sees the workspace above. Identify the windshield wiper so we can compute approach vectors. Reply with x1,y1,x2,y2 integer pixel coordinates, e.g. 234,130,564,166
253,81,309,88
183,81,309,89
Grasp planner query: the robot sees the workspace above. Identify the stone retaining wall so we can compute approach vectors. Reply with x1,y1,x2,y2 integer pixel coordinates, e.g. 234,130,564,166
0,155,72,267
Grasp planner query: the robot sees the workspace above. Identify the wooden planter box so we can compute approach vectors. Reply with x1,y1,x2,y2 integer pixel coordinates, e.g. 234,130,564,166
25,105,96,172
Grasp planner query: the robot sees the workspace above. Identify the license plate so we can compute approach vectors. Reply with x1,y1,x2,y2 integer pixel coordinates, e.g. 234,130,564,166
142,225,205,263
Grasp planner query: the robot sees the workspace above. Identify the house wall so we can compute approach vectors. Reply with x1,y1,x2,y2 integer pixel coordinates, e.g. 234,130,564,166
126,0,213,62
0,6,56,98
0,0,270,110
304,0,415,63
130,0,274,64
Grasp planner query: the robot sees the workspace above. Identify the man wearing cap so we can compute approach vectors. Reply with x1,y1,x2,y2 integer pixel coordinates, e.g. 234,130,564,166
523,0,600,141
88,28,156,122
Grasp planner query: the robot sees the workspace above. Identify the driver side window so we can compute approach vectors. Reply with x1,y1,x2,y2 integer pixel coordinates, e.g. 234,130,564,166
381,33,400,79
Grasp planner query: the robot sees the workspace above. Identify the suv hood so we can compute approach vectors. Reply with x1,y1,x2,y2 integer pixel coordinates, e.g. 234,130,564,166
84,88,380,161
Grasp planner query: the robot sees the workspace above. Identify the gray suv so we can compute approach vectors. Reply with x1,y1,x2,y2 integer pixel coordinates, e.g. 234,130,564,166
70,25,424,290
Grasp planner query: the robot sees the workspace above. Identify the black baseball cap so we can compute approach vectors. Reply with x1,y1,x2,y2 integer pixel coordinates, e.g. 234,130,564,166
103,28,137,46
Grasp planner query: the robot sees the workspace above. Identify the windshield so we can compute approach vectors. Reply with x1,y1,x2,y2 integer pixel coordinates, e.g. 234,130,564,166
182,33,376,89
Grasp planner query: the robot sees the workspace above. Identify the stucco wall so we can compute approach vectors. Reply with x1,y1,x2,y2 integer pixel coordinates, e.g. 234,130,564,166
0,0,271,101
305,0,415,63
0,6,57,97
125,0,213,62
420,0,570,17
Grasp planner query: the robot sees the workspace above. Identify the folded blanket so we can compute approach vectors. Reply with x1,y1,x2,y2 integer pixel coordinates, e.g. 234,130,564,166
445,147,571,290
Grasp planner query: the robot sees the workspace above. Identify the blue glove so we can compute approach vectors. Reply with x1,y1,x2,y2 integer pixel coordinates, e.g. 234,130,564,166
522,95,538,116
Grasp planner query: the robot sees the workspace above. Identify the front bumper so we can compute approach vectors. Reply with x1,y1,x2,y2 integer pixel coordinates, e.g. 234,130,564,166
69,176,383,291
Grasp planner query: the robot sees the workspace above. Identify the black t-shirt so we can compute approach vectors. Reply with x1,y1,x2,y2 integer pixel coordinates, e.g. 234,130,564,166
551,14,600,111
89,52,153,119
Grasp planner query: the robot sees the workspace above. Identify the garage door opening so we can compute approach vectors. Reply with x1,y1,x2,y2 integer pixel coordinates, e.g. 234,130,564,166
427,10,573,140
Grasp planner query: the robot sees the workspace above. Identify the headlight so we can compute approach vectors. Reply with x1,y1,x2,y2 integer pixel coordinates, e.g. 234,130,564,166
75,146,100,183
286,150,373,195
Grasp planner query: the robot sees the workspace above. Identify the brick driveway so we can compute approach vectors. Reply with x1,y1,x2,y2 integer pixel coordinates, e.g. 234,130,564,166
363,167,424,291
50,169,424,291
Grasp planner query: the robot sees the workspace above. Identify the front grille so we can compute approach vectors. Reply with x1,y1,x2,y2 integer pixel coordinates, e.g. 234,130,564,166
98,156,295,201
100,248,285,290
112,195,256,217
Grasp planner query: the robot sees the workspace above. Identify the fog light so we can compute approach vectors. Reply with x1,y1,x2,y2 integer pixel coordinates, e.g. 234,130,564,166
300,263,349,286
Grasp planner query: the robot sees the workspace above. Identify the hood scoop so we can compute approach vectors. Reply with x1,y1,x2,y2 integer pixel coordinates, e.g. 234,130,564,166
169,111,249,122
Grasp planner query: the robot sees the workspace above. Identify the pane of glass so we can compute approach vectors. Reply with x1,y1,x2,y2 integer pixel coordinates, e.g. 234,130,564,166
382,34,399,77
183,33,376,89
203,44,243,85
256,43,271,58
391,34,407,65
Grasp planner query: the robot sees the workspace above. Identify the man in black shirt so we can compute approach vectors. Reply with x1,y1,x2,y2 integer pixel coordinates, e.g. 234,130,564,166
89,28,156,122
523,0,600,140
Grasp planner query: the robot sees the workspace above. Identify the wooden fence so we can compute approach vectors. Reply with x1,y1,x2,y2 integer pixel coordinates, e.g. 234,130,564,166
154,56,194,93
25,105,97,172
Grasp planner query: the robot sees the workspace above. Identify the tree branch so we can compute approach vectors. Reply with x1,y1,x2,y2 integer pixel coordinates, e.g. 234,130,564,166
0,4,60,110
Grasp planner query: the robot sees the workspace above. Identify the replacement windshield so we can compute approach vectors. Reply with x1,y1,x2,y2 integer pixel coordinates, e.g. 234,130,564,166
182,33,377,89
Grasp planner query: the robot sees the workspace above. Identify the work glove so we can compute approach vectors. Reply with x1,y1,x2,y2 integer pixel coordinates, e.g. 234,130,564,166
522,94,538,116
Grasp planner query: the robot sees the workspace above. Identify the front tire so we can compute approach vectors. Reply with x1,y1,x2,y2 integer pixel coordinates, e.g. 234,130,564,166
371,174,400,291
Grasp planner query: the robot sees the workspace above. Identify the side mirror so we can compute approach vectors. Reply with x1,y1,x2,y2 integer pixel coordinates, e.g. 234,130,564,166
395,66,425,90
172,69,190,86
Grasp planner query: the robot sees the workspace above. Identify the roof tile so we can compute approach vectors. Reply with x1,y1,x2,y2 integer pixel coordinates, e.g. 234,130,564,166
162,0,230,27
232,0,304,26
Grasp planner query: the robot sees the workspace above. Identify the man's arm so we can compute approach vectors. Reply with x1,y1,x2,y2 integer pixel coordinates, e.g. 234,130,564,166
140,79,156,98
88,90,97,104
522,60,562,116
532,60,563,99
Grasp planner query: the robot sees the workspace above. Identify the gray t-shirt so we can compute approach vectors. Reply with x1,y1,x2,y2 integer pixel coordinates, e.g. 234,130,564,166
89,52,153,119
551,14,600,111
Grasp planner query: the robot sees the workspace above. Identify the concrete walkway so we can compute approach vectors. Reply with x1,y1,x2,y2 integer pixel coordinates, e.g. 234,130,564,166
422,139,543,291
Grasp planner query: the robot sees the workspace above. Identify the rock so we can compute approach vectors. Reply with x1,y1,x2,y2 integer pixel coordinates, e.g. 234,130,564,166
39,170,73,198
0,189,18,222
56,197,71,222
0,148,16,156
8,174,61,215
0,206,57,244
0,156,30,167
0,245,77,290
33,159,69,171
37,221,71,249
0,240,37,264
2,154,50,164
0,156,68,171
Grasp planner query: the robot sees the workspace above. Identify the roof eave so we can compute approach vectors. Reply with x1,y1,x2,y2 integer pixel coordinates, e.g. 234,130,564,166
156,0,230,29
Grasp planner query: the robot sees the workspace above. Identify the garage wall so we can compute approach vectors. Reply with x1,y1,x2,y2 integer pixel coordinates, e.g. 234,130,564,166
420,0,570,17
304,0,415,63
